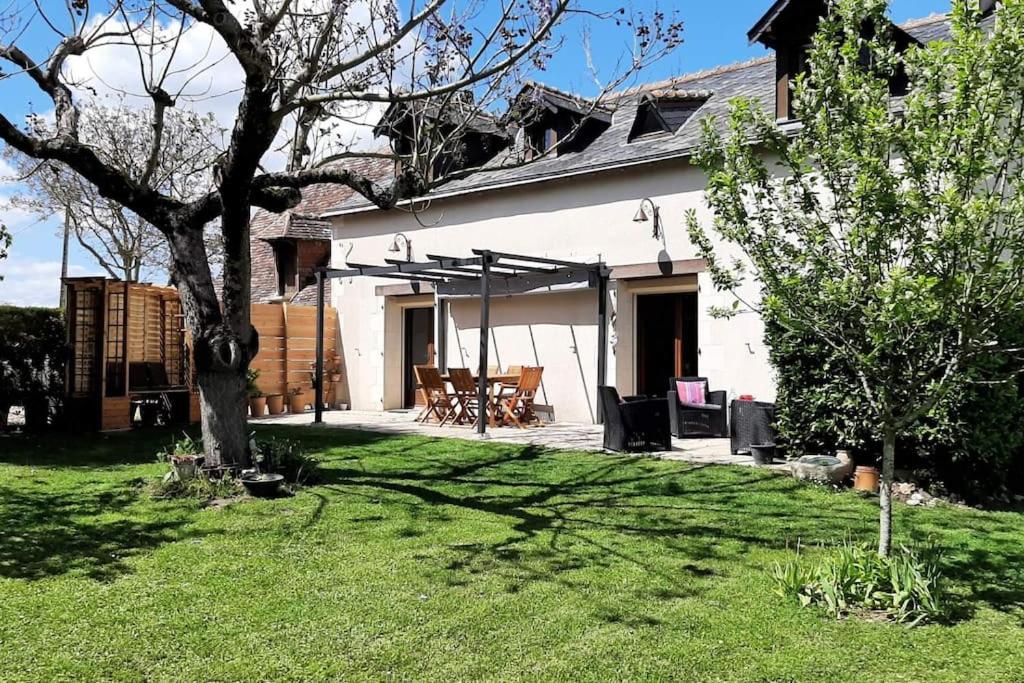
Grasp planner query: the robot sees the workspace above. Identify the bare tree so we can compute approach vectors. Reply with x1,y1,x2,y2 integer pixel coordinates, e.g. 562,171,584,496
0,222,9,281
0,0,682,468
5,103,224,282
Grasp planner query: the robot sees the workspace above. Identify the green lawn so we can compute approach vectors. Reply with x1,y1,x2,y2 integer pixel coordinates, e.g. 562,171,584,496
1,426,1023,681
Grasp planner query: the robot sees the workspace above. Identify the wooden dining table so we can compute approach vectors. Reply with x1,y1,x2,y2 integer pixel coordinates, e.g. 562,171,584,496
439,372,520,426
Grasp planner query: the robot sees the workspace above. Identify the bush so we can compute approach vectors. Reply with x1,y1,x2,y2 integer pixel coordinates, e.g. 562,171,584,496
0,305,64,429
766,314,1024,503
254,437,321,486
772,541,944,626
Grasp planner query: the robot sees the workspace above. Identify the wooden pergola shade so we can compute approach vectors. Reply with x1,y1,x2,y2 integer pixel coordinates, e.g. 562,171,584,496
64,277,196,431
313,249,611,432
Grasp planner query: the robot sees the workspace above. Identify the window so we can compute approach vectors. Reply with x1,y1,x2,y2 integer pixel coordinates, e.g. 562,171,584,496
274,241,298,296
628,95,707,141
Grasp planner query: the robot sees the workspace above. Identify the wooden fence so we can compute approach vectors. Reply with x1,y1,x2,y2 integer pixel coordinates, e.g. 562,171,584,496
250,303,339,398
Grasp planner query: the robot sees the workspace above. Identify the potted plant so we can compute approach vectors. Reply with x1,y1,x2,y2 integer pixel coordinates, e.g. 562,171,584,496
330,356,343,383
247,369,266,417
288,386,307,414
267,393,285,415
854,465,880,493
171,454,200,481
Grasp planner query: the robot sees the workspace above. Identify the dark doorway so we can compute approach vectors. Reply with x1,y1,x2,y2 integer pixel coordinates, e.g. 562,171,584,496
635,292,698,396
403,307,435,408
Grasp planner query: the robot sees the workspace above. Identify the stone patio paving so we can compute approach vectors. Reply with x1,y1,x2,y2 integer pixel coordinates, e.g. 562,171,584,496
255,409,787,469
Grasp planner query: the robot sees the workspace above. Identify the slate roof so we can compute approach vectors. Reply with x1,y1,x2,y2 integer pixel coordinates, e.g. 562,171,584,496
325,13,952,217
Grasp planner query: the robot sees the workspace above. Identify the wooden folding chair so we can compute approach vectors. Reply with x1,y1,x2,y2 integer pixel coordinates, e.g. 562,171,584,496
494,365,522,406
443,368,479,426
414,366,453,424
498,366,543,428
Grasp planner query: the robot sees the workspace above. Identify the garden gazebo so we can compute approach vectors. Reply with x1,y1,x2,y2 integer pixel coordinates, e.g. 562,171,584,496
314,249,611,433
63,277,197,431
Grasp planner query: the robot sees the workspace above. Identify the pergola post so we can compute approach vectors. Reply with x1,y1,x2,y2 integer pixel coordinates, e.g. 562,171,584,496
477,251,492,434
435,293,448,373
314,270,325,424
596,269,609,423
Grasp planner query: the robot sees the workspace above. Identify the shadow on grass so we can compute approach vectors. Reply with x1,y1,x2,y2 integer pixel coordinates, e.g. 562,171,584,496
305,430,1024,624
0,480,207,581
0,426,196,468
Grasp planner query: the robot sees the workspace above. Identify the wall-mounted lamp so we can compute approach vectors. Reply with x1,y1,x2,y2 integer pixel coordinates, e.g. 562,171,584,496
388,232,412,261
632,197,661,240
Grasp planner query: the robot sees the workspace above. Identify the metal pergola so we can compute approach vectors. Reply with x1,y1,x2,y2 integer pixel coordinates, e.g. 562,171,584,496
313,249,611,433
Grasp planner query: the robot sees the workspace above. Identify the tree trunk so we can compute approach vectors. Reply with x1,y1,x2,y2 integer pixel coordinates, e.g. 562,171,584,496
878,426,897,557
196,367,250,472
167,222,257,471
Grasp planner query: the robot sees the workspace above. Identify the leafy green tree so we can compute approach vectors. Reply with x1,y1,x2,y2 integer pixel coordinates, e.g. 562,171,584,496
687,0,1024,556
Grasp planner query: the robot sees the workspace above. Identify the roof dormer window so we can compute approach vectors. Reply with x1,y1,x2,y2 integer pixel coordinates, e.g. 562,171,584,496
372,96,510,181
749,0,919,122
512,83,612,159
628,91,709,142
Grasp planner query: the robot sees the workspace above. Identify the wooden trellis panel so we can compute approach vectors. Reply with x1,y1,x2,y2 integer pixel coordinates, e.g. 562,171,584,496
249,303,338,398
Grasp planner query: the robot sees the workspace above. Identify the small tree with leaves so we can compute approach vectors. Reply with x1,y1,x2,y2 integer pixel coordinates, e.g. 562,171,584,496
687,0,1024,556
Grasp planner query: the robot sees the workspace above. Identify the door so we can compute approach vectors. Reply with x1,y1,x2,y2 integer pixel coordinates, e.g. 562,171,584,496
403,307,436,408
635,292,698,396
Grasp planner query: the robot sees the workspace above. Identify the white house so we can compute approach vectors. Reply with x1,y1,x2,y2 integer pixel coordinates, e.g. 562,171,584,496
250,2,952,425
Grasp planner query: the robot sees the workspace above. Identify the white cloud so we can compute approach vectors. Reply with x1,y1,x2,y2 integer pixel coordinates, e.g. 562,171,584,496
0,259,89,307
62,4,385,171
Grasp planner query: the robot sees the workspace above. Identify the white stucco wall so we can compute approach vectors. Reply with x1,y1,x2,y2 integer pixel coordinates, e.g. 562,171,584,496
330,157,776,422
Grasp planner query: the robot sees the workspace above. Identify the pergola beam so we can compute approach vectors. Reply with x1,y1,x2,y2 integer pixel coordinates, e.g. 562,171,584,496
473,249,603,271
315,248,608,431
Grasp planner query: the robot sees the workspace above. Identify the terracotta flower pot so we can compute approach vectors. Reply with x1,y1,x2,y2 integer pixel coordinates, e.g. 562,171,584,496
330,373,342,382
854,466,880,493
267,394,285,415
249,396,267,417
289,394,307,414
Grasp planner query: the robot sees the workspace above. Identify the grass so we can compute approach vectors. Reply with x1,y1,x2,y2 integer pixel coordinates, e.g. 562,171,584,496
1,426,1023,681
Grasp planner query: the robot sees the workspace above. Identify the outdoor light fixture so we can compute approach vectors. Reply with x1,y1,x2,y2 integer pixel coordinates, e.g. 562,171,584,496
388,232,412,261
633,197,661,240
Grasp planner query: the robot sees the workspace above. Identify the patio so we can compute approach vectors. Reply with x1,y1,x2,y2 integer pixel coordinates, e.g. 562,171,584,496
255,409,785,468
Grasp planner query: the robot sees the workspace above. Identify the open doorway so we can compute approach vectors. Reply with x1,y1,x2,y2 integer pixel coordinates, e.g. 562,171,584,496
403,307,435,408
635,292,698,396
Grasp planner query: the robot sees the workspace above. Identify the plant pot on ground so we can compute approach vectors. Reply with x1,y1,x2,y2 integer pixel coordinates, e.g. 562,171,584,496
249,396,267,417
854,466,880,493
240,472,285,498
247,369,265,417
750,443,776,465
289,390,307,414
171,455,200,481
267,394,285,415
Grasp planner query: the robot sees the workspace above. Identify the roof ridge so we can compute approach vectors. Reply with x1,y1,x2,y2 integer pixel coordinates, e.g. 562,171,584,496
617,56,774,97
899,12,950,29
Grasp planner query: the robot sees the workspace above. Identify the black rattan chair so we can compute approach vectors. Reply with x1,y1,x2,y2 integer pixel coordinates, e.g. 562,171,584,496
667,377,727,438
598,386,671,453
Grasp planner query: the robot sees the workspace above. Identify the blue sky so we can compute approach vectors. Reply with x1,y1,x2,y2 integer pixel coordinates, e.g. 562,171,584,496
0,0,949,307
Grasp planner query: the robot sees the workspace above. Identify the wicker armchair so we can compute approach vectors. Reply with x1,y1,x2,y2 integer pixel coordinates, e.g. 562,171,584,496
598,386,672,453
667,377,728,438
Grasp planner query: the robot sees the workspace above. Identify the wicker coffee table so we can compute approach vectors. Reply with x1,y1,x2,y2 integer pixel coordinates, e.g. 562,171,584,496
730,400,776,455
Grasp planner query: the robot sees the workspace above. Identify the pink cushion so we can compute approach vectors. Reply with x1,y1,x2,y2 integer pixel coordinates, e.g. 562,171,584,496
676,380,705,405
